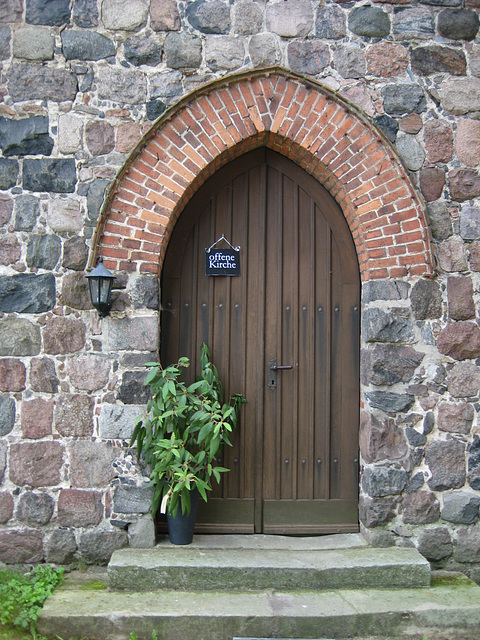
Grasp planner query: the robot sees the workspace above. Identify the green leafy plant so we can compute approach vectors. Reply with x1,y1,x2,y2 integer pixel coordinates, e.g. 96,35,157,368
131,343,245,518
0,564,63,638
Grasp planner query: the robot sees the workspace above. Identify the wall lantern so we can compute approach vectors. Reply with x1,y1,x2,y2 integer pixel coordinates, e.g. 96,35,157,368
86,257,116,318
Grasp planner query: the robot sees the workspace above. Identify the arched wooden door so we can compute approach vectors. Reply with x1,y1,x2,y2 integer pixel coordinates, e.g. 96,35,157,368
161,149,360,534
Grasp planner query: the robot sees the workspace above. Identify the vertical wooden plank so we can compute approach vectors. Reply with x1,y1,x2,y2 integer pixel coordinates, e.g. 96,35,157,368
296,187,315,500
262,162,282,503
314,208,331,501
279,172,297,500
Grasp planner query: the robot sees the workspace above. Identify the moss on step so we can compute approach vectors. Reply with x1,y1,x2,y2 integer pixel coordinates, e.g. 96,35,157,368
431,571,474,587
80,579,107,591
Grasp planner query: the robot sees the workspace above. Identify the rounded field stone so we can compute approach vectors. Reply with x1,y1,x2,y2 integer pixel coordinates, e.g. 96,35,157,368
85,120,115,156
418,527,452,562
187,0,231,35
0,358,25,392
359,411,408,464
30,357,59,393
78,530,127,564
101,0,149,30
437,321,480,360
150,0,180,32
287,41,330,75
0,492,14,524
426,439,466,491
0,397,15,436
0,317,41,357
349,6,390,38
43,316,86,355
402,491,440,525
315,5,346,40
21,397,54,439
438,8,479,41
45,528,77,564
424,119,454,163
411,46,466,76
58,489,103,527
0,530,44,564
456,119,480,167
366,43,408,77
9,441,64,487
419,167,445,202
17,491,54,526
441,491,480,524
54,394,94,437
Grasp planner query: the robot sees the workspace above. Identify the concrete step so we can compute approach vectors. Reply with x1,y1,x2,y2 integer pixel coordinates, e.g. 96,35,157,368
107,535,430,592
37,578,480,640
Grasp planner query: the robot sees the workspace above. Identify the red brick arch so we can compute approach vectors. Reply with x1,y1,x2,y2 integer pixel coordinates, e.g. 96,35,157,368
91,68,435,281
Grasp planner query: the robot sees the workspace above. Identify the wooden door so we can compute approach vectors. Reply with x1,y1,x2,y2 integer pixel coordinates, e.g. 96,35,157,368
161,149,360,534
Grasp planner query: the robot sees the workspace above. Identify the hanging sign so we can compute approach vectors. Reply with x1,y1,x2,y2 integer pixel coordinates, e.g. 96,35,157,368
205,235,240,276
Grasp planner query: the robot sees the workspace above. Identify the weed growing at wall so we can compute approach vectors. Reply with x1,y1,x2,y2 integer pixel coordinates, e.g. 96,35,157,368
0,565,63,637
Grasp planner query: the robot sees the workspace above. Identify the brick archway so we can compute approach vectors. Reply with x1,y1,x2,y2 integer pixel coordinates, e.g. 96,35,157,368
91,68,435,282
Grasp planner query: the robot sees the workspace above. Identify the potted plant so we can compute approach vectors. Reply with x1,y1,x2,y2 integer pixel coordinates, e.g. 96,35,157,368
130,343,245,545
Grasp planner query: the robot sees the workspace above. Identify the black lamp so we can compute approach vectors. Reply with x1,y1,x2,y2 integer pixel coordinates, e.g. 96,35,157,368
86,257,116,318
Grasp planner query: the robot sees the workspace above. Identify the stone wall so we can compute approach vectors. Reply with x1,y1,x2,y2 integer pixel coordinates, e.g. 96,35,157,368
0,0,480,577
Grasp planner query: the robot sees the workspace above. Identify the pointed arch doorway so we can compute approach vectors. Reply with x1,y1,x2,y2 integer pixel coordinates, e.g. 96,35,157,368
161,148,360,535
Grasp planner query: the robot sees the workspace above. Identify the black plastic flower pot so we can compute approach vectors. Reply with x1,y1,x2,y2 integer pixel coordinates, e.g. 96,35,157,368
166,489,200,545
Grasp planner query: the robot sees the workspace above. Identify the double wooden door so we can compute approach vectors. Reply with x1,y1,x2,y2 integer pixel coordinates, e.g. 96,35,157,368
161,149,360,534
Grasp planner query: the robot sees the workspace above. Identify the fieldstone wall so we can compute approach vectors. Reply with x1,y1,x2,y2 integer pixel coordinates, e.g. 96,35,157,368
0,0,480,578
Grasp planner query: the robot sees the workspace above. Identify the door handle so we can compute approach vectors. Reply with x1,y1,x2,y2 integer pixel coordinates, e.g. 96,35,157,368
268,360,293,390
269,364,293,371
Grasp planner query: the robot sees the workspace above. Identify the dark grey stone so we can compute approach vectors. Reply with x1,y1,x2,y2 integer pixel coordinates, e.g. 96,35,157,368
125,34,162,66
423,411,435,435
164,32,202,70
426,439,466,491
441,491,480,524
362,466,409,497
468,437,480,491
374,115,398,143
118,371,151,405
0,116,53,157
17,492,54,526
87,179,109,222
411,279,442,320
0,397,15,436
362,307,415,344
78,530,128,565
186,0,230,34
348,6,390,38
438,9,479,41
421,0,461,4
363,344,423,386
0,318,41,357
365,391,415,413
8,63,78,103
427,202,453,240
0,273,56,313
315,5,346,40
23,159,77,193
45,528,77,564
26,235,61,270
382,84,426,115
405,427,427,448
113,484,153,514
61,30,116,61
26,0,71,25
392,7,435,40
405,472,425,492
359,496,396,528
362,280,410,303
132,276,159,310
411,46,466,76
72,0,99,28
0,28,11,60
146,99,166,121
13,195,40,231
417,527,453,562
0,159,19,190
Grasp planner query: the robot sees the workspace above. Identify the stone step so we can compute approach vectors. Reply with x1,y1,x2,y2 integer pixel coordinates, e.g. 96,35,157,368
107,535,430,592
37,579,480,640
